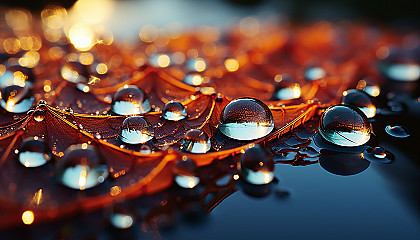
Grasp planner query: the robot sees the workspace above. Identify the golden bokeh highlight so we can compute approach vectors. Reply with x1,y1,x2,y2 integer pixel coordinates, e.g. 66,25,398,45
69,24,95,51
224,59,239,72
22,211,34,225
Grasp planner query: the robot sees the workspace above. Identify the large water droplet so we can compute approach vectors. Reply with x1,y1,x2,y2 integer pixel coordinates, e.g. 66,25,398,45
273,75,301,100
219,97,274,140
60,61,88,83
111,85,151,115
182,129,211,153
0,85,34,113
58,144,108,190
238,145,274,185
341,89,376,118
319,105,371,147
385,125,410,138
32,109,45,122
18,137,51,167
120,116,154,144
363,146,394,164
173,156,200,188
162,101,187,121
305,67,326,81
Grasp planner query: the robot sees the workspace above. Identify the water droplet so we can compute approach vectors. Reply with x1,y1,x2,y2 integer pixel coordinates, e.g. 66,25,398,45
162,101,187,121
139,144,151,154
182,129,211,153
183,73,203,86
60,61,88,83
238,145,274,185
219,97,274,140
58,144,108,190
273,74,301,100
319,105,371,147
110,213,134,229
111,85,151,115
341,89,376,118
363,146,394,164
0,85,34,113
18,137,51,167
173,156,200,188
120,116,154,144
0,66,34,88
305,67,326,81
379,48,420,81
33,109,45,122
356,79,380,97
385,125,410,138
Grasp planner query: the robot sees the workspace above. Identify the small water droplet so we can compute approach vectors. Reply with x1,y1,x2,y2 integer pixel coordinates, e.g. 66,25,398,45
305,67,326,81
60,61,88,83
33,109,45,122
238,145,274,185
385,125,410,138
182,129,211,153
18,138,51,167
379,48,420,81
356,79,380,97
162,101,187,121
219,97,274,140
173,156,200,188
341,89,376,118
319,105,371,147
0,66,33,88
139,144,151,154
0,85,34,113
58,144,108,190
111,85,151,115
273,75,301,100
363,146,394,164
110,213,134,229
120,116,154,144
